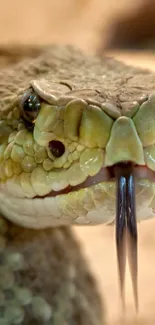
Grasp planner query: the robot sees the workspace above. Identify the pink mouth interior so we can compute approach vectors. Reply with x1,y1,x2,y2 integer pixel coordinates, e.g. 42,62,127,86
36,165,155,198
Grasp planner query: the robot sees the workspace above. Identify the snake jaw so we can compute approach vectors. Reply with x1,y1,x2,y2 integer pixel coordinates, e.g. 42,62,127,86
114,162,138,311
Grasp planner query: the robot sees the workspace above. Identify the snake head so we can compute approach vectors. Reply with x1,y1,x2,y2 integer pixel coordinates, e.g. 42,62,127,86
1,64,155,311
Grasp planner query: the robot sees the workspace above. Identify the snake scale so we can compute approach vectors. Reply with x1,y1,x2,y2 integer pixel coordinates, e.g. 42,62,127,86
1,44,155,323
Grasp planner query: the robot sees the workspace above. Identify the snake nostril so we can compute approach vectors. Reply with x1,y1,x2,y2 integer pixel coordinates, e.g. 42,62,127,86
48,140,65,158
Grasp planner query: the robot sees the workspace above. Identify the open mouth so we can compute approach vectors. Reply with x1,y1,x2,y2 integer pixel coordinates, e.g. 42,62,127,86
39,164,155,197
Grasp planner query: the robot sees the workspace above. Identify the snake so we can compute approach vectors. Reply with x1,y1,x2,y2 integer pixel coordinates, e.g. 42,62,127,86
0,44,155,323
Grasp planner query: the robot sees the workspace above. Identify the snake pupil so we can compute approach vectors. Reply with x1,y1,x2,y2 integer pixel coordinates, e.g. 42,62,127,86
21,91,41,124
49,140,65,158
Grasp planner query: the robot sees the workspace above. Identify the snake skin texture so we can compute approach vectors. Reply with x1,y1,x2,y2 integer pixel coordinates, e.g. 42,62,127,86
0,216,104,325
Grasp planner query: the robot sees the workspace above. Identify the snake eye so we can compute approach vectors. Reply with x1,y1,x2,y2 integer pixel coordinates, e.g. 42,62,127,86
20,90,41,126
49,140,65,158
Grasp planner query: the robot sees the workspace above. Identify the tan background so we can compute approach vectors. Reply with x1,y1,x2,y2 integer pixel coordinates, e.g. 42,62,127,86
1,0,155,324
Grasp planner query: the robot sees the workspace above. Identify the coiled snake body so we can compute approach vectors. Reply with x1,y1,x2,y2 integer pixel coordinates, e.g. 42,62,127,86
0,45,155,323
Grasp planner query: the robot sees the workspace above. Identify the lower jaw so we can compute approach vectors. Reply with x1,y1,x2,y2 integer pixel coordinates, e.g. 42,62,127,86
0,176,154,229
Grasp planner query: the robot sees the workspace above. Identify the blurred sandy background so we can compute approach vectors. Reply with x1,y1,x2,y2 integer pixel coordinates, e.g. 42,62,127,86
1,0,155,324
